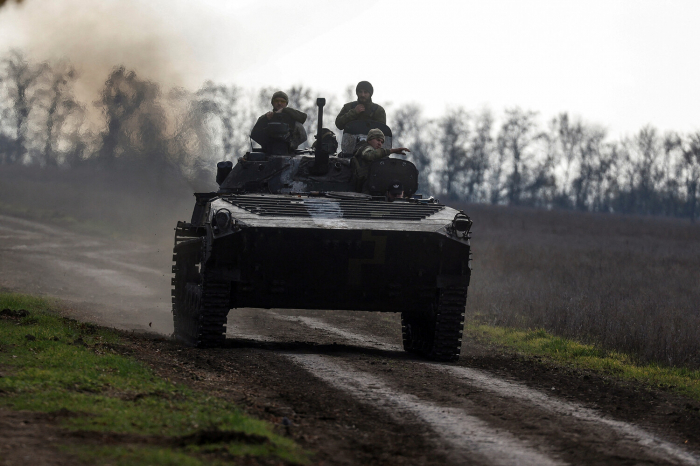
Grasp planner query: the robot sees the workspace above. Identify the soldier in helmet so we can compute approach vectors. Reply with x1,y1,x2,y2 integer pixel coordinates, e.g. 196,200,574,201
386,180,405,202
335,81,387,130
352,128,409,192
251,91,308,153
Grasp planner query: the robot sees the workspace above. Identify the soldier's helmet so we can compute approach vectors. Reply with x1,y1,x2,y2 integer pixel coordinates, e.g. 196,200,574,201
388,180,403,195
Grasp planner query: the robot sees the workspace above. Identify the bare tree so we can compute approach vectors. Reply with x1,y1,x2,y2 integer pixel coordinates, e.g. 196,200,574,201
0,50,47,164
635,126,664,214
392,104,434,194
97,67,168,170
570,125,607,211
35,62,81,166
496,108,540,206
553,113,583,202
659,132,683,216
616,126,665,215
681,132,700,222
434,108,470,200
464,109,493,202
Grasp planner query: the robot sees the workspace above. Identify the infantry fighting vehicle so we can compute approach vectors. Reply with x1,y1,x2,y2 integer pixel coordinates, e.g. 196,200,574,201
171,99,472,361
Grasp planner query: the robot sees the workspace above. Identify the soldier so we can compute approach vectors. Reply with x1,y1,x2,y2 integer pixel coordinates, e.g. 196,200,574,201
335,81,387,130
251,91,308,153
386,180,405,201
352,129,409,192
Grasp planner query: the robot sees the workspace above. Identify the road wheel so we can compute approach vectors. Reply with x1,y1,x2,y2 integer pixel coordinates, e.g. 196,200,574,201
401,287,466,362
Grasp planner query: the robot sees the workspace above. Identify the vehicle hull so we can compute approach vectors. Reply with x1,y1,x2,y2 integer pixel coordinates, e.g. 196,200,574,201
206,226,471,313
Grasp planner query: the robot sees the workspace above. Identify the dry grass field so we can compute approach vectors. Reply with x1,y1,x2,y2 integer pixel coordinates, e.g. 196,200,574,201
457,202,700,369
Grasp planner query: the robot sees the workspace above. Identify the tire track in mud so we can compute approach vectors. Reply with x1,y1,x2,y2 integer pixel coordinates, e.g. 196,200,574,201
267,312,700,465
288,353,565,466
225,326,564,465
437,365,700,465
227,310,700,465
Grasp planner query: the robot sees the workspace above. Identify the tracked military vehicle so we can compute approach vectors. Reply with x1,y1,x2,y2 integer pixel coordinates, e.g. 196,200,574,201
171,99,472,361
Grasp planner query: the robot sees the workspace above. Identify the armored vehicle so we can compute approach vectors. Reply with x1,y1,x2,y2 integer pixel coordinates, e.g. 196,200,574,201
171,99,472,361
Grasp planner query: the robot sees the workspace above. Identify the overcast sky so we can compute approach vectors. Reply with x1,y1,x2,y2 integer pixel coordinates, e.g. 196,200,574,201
1,0,698,138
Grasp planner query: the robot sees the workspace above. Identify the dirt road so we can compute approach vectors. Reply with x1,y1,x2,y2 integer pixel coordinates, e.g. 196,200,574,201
2,213,700,465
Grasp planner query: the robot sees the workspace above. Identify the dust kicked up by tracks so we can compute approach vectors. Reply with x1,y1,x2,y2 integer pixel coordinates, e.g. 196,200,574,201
2,214,700,465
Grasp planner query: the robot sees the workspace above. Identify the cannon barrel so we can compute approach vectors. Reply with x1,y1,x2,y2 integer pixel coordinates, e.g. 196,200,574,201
312,97,329,175
316,97,325,139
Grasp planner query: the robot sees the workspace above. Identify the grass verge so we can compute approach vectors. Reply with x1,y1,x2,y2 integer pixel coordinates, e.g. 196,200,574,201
0,292,308,465
465,322,700,401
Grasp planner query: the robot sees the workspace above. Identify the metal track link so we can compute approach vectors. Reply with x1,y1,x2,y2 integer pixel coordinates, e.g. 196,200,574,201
194,276,230,348
430,288,467,361
171,224,229,348
401,287,467,362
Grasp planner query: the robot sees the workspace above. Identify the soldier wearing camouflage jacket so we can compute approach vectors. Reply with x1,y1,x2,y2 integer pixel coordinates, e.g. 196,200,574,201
251,90,308,152
335,81,387,130
352,128,409,192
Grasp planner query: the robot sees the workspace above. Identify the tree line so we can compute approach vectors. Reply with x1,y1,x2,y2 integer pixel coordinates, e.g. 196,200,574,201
396,107,700,221
1,51,699,220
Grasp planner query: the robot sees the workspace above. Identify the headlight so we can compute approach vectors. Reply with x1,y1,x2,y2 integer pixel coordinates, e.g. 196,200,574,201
212,209,232,234
452,211,472,233
214,209,232,229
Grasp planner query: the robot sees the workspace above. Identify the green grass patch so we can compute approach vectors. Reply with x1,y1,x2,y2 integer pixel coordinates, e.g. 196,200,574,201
0,292,58,312
465,321,700,401
0,292,308,465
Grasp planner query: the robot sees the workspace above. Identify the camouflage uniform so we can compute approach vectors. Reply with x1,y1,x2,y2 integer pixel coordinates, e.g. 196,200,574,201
253,90,308,134
254,106,307,127
251,107,308,152
335,101,386,130
351,137,391,192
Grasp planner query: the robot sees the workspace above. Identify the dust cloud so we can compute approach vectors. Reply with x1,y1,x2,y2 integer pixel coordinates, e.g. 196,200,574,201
0,0,207,107
0,1,224,329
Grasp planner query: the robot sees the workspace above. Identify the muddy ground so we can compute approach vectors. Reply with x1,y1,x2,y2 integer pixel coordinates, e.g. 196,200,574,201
2,214,700,465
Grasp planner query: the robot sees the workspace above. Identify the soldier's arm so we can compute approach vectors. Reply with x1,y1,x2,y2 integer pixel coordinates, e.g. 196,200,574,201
282,107,307,124
359,145,391,162
253,113,267,126
374,105,387,124
335,103,357,130
250,114,269,145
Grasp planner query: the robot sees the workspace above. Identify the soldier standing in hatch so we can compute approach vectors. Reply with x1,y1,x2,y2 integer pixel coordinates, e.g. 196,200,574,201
335,81,387,130
251,91,308,152
352,129,409,192
386,180,405,201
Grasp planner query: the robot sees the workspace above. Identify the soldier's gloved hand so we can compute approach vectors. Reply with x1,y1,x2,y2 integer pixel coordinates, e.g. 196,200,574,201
355,104,365,114
266,111,274,120
391,147,410,156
